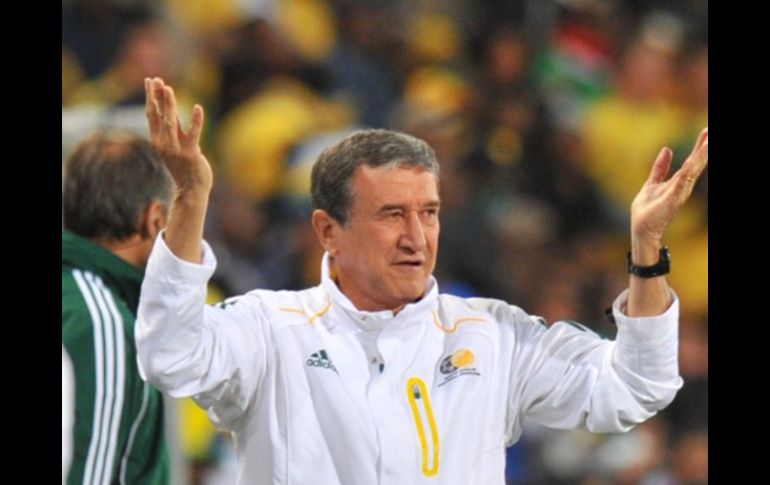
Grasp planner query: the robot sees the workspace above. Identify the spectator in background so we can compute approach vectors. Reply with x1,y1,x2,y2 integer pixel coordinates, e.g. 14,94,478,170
68,8,174,108
581,11,689,211
62,132,173,484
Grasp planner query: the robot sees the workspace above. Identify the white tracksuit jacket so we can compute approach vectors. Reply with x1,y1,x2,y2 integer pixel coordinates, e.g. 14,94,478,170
136,237,682,485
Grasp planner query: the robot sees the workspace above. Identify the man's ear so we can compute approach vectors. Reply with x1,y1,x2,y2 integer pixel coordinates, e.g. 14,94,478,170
311,209,342,256
139,201,169,241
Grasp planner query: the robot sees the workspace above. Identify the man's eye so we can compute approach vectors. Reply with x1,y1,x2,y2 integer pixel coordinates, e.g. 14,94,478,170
420,209,439,225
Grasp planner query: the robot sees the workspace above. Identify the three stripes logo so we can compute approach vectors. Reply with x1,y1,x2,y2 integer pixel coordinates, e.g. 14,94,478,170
306,349,337,372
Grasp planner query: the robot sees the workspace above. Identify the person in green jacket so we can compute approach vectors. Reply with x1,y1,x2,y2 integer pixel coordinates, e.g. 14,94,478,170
62,131,174,484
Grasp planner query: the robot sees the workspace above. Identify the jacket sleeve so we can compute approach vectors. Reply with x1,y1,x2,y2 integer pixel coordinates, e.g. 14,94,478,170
135,233,271,429
509,289,683,434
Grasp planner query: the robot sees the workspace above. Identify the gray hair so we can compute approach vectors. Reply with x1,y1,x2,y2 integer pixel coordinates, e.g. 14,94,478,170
63,131,175,240
310,129,439,225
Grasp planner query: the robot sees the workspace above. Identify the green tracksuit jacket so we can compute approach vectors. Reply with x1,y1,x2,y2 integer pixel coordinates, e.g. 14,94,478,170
62,231,169,484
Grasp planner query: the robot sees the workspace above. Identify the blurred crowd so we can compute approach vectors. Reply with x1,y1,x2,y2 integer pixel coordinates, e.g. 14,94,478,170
62,0,707,483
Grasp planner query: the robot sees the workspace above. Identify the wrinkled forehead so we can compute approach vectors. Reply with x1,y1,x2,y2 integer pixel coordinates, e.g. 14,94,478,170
350,164,440,208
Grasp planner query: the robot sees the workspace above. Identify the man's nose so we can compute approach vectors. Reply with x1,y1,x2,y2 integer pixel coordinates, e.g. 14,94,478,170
400,211,427,252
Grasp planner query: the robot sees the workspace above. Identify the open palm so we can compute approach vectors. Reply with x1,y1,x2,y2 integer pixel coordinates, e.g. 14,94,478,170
144,77,213,195
631,128,708,242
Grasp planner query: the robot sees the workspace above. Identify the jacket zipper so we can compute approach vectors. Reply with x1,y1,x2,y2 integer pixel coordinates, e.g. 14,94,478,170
406,377,440,477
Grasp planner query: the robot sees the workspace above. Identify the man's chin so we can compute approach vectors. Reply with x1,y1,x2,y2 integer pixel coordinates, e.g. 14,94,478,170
402,286,428,304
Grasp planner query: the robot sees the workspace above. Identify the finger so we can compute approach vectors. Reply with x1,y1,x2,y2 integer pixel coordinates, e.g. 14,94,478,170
176,115,185,140
670,139,708,200
665,170,696,206
144,78,155,116
161,85,172,116
646,147,673,184
164,86,181,129
150,78,167,137
152,78,165,115
690,137,708,179
681,136,709,180
144,78,162,137
689,127,708,157
160,86,178,138
188,104,205,145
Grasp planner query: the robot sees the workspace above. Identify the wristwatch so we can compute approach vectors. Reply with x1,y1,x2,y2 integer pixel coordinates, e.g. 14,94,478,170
627,246,670,278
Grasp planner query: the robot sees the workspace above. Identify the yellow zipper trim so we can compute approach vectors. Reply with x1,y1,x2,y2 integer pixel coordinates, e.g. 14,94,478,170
406,377,440,477
278,307,307,316
431,311,486,333
278,299,332,325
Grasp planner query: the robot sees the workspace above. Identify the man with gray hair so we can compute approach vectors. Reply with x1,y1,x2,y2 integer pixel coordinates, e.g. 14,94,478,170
62,131,172,484
136,77,707,484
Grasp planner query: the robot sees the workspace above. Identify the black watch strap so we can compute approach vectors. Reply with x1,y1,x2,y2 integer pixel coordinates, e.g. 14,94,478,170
627,246,670,278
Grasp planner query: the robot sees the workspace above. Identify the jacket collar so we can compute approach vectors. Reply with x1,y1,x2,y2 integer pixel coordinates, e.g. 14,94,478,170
62,230,144,312
319,252,438,333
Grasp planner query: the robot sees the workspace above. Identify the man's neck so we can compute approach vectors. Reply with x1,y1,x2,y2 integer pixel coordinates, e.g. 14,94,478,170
94,235,152,270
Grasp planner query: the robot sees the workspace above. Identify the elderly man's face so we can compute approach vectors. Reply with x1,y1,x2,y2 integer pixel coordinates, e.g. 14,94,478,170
332,165,440,313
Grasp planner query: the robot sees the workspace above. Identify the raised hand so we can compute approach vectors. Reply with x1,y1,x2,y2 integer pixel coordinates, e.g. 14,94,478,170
144,77,213,262
144,77,213,195
631,128,708,244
